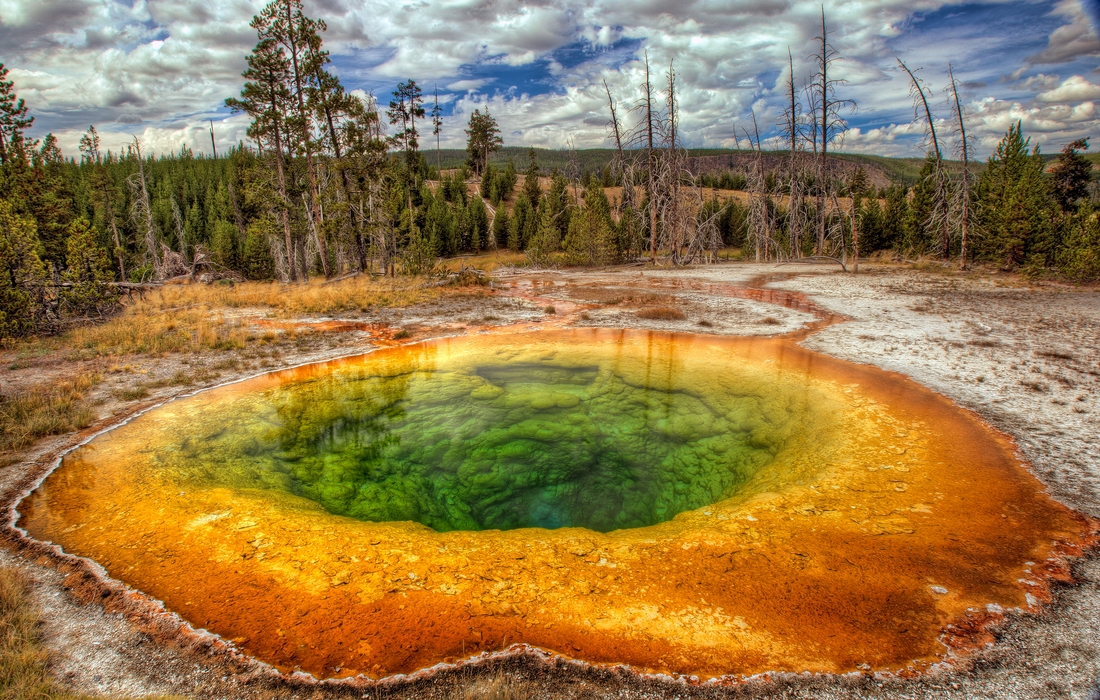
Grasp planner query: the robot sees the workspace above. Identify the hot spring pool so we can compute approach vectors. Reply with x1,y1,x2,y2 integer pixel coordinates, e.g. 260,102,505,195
19,329,1091,680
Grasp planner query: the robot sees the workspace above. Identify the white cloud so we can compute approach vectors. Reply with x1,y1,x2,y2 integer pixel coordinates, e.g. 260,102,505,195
447,79,492,92
4,0,1099,160
1036,75,1100,103
1027,0,1100,65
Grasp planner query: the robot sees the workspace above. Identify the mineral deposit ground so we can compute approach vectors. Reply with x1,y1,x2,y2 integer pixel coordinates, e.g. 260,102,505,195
2,262,1100,700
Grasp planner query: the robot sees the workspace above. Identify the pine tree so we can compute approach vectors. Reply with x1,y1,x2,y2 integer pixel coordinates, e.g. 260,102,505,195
858,197,886,254
509,192,533,250
253,0,331,278
501,159,518,201
0,200,49,337
388,80,425,169
243,218,278,280
481,160,495,201
904,157,936,254
81,127,126,279
564,178,617,265
467,195,489,252
526,199,560,266
60,217,118,316
618,205,644,259
492,206,509,249
0,64,33,167
1058,205,1100,281
522,149,541,208
975,122,1052,268
545,172,571,243
211,219,241,269
226,36,299,281
464,109,503,176
881,185,908,251
1049,138,1092,211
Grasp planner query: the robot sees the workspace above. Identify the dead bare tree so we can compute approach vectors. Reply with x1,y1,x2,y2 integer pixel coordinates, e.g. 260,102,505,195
603,80,638,218
780,47,810,260
743,112,778,262
898,58,951,259
126,137,160,279
643,52,658,263
946,64,972,269
808,8,854,256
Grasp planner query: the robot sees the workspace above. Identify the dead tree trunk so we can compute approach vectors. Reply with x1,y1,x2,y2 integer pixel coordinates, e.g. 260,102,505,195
948,64,971,270
644,52,658,264
898,58,952,260
127,137,160,278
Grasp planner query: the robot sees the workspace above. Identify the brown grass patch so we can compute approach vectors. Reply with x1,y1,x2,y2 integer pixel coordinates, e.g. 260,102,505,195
759,316,782,326
636,306,686,321
462,673,531,700
148,276,453,315
31,276,478,358
567,287,673,306
0,566,181,699
968,339,1002,348
0,567,84,699
0,374,100,454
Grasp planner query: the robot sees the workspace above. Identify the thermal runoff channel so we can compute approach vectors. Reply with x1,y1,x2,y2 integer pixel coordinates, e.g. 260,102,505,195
20,329,1092,680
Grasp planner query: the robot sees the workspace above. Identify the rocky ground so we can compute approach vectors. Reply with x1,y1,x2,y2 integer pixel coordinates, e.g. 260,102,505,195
2,262,1099,699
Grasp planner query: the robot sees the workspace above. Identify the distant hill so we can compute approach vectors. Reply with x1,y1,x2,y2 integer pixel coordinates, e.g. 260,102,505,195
428,146,979,188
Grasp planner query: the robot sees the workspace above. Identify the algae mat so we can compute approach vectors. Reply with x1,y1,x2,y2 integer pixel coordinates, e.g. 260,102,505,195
18,329,1092,680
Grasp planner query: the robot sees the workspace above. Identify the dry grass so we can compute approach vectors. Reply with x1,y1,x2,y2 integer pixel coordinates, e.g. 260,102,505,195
0,567,181,700
460,673,530,700
636,306,687,321
759,316,782,326
145,276,450,315
0,374,100,455
65,308,250,357
440,251,528,272
35,275,481,359
572,287,674,306
0,567,85,699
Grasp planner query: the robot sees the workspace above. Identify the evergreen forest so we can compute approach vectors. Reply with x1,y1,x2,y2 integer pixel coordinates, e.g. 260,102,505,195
1,0,1098,340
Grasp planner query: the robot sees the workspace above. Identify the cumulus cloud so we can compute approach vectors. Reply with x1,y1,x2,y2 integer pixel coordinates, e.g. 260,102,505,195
3,0,1098,159
1037,75,1100,103
1027,0,1100,65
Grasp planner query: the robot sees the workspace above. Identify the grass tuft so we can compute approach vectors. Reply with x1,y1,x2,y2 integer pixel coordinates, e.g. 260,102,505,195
636,306,686,321
40,275,484,359
0,374,100,455
462,673,530,700
0,567,84,699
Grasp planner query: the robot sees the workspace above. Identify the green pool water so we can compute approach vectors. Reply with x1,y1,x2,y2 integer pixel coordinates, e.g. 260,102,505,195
139,332,838,533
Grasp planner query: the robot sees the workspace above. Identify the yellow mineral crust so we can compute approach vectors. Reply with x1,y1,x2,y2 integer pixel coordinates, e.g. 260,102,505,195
19,329,1092,680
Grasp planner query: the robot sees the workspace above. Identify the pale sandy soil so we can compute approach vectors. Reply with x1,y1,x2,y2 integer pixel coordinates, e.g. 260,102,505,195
2,263,1099,699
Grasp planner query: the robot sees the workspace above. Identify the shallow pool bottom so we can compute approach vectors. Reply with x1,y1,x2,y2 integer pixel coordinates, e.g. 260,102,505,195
18,329,1093,681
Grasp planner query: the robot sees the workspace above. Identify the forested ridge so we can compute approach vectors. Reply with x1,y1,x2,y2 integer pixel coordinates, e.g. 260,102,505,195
1,0,1098,340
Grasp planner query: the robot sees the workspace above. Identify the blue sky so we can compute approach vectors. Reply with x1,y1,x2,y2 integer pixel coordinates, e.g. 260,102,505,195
2,0,1097,158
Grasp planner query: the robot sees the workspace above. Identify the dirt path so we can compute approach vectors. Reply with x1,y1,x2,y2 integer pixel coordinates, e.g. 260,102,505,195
3,263,1098,699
